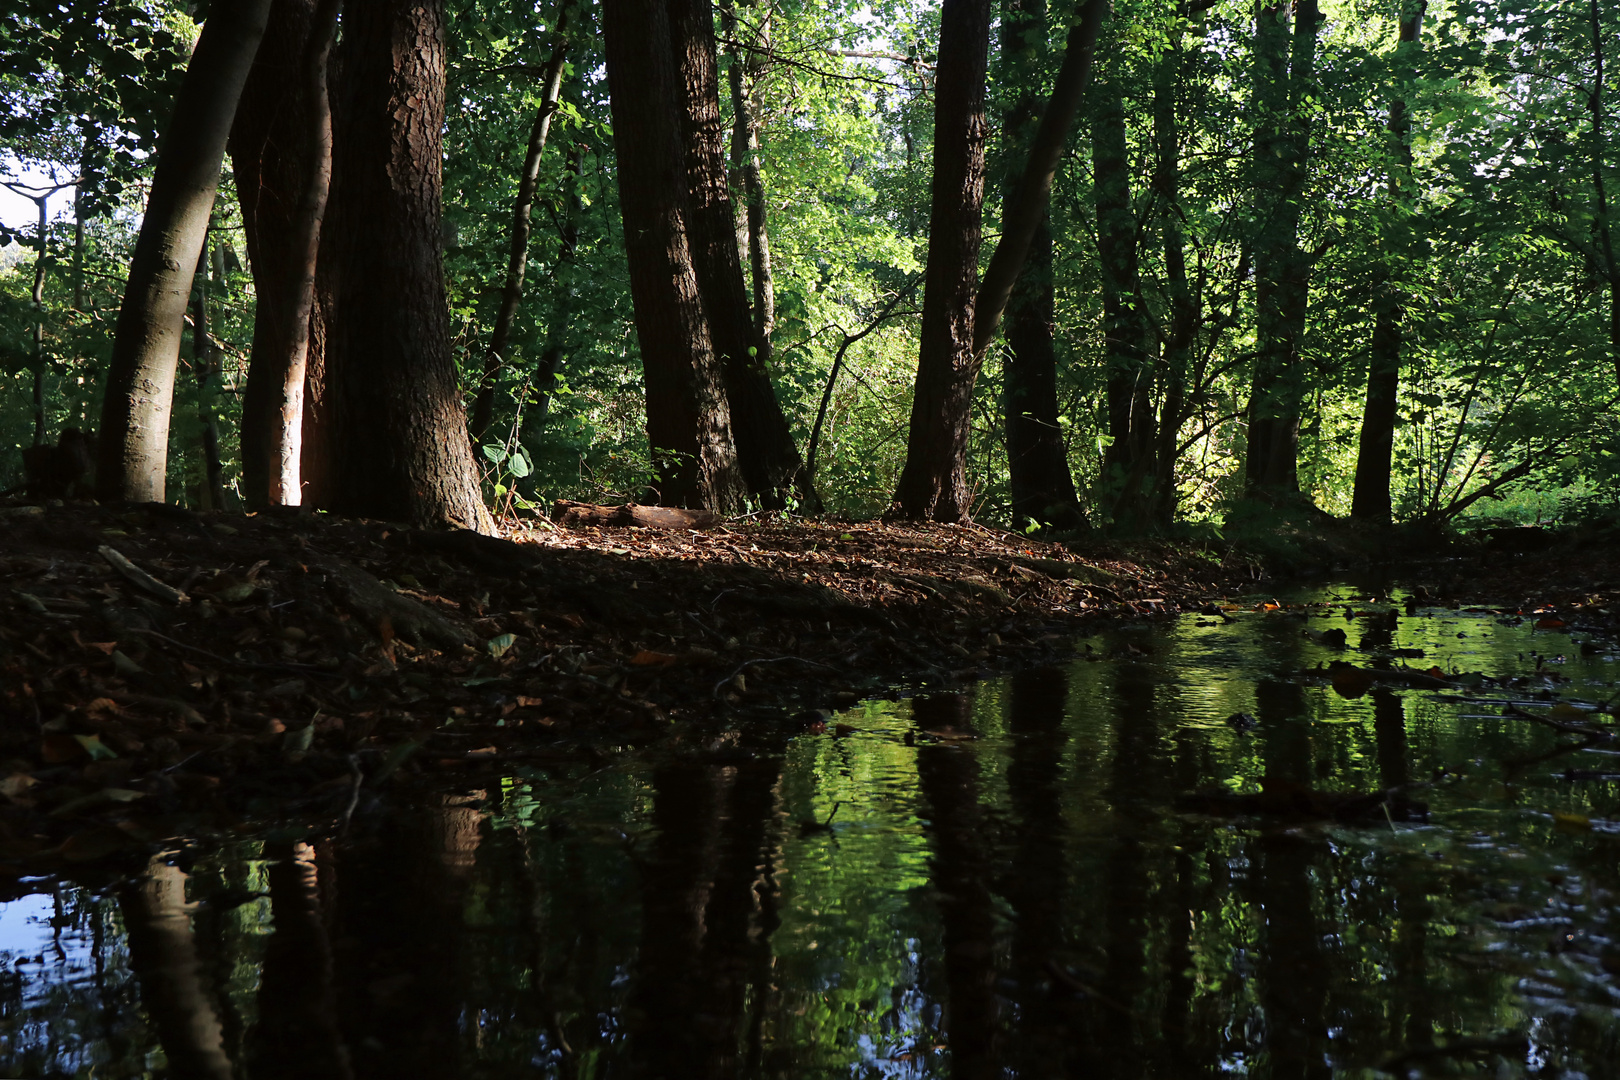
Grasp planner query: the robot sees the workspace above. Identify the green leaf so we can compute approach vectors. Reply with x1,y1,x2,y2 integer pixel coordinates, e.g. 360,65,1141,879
487,633,517,658
481,444,508,464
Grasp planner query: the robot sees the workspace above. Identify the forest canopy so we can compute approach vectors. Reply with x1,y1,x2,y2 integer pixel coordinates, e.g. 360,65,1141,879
1,0,1616,537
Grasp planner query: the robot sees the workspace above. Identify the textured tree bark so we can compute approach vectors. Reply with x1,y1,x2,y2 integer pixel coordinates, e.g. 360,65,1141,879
997,0,1085,532
669,0,812,510
468,0,574,445
189,243,226,510
1244,0,1321,497
1092,75,1156,492
601,0,745,511
891,0,993,522
233,0,323,509
1351,2,1425,523
97,0,272,503
318,0,493,531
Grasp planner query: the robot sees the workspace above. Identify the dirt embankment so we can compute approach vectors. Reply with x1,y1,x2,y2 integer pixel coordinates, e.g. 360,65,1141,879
0,499,1245,870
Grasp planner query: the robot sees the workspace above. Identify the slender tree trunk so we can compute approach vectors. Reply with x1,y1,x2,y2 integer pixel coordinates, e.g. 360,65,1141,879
190,242,226,510
722,0,776,366
1092,75,1155,490
600,0,745,511
30,194,47,447
97,0,271,503
1244,0,1321,497
319,0,493,531
520,141,585,443
468,0,574,445
891,0,993,522
1589,0,1620,389
670,0,813,510
1149,19,1197,528
1351,2,1425,524
998,0,1085,532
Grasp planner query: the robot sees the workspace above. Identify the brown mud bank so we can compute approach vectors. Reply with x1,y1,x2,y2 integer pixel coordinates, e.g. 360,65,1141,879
0,499,1238,874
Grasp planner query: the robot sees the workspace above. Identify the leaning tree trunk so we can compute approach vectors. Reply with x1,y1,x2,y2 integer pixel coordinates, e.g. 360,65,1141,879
601,0,746,512
891,0,993,522
1351,1,1425,523
1244,0,1321,497
233,0,328,509
97,0,272,503
468,0,574,445
997,0,1086,532
669,0,813,510
318,0,492,531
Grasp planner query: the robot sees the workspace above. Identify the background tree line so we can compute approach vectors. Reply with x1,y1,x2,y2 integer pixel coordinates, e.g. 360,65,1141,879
1,0,1616,536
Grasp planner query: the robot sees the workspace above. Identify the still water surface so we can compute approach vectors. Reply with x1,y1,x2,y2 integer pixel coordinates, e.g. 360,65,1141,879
4,584,1620,1078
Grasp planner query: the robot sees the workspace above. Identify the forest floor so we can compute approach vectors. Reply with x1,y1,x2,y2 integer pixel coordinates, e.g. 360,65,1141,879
0,497,1615,876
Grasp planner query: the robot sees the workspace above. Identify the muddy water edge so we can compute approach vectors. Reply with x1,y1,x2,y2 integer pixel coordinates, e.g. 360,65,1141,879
4,582,1620,1079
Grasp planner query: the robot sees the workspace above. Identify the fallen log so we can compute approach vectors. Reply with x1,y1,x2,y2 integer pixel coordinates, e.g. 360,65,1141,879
552,500,722,531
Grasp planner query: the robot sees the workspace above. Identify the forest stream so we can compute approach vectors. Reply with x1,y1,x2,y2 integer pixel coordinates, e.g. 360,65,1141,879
4,582,1620,1079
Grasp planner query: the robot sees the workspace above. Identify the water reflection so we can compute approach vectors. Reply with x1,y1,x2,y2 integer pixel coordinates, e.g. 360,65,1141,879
4,587,1620,1078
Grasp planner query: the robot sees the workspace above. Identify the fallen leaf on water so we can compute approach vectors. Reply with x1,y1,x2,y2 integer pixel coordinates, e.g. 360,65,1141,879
73,734,118,761
1536,617,1567,629
1554,811,1592,832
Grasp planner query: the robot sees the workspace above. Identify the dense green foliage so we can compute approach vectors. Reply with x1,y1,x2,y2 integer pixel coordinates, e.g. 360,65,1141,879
2,0,1616,531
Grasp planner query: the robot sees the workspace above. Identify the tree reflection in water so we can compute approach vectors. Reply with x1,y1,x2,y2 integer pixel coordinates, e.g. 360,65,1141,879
6,591,1620,1078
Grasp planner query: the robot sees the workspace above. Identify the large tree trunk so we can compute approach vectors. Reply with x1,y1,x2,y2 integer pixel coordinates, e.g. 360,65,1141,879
233,0,327,509
997,0,1086,532
600,0,746,512
1091,74,1156,501
98,0,272,503
669,0,813,510
317,0,493,531
1244,0,1321,497
467,0,574,446
1351,2,1425,524
891,0,993,522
